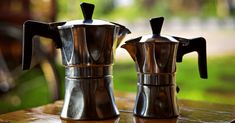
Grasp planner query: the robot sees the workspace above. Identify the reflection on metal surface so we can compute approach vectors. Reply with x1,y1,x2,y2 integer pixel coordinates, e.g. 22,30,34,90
61,77,119,120
61,117,120,123
22,2,130,120
133,116,178,123
58,16,130,121
0,97,235,123
122,17,207,118
134,84,179,118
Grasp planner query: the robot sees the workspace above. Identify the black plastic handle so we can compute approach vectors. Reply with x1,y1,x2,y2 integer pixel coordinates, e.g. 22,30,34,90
150,17,164,35
174,36,208,79
80,2,94,23
22,20,64,70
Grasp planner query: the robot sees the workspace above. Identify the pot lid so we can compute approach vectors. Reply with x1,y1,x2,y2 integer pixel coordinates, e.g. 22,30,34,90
58,2,115,29
125,17,178,44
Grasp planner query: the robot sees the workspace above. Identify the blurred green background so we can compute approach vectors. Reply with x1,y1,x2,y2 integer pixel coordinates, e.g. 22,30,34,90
0,0,235,114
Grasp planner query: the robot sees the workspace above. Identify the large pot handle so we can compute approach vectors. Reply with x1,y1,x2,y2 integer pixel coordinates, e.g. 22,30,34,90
22,20,64,70
174,36,208,79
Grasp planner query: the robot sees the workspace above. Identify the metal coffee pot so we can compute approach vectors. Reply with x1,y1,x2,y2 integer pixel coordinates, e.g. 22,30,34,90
22,3,130,120
121,17,207,118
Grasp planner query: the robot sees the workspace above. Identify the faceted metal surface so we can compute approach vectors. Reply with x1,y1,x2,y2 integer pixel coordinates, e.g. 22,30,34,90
122,39,179,118
61,76,119,120
122,41,178,73
134,84,179,118
65,66,112,79
22,19,129,120
59,26,120,66
122,39,179,86
122,17,207,119
137,73,175,86
21,2,131,121
121,17,180,118
59,25,129,120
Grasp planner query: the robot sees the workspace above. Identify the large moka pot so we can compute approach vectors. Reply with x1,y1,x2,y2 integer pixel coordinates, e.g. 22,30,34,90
22,3,130,120
122,17,207,118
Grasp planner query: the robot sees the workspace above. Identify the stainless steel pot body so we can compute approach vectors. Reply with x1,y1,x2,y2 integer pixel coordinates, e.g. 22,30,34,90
59,25,121,120
122,41,180,118
122,17,207,119
22,2,131,121
22,21,130,120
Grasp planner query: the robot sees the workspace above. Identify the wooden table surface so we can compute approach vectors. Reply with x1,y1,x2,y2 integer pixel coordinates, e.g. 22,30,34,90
0,92,235,123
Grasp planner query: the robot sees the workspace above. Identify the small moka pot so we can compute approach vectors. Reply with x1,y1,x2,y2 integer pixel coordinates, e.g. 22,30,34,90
122,17,207,118
22,3,130,120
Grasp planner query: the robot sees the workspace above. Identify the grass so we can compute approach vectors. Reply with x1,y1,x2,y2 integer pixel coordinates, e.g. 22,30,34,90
113,55,235,104
178,55,235,102
0,55,235,114
0,69,51,114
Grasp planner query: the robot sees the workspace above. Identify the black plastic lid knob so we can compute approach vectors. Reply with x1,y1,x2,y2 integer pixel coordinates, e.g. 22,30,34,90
150,17,164,35
80,2,94,23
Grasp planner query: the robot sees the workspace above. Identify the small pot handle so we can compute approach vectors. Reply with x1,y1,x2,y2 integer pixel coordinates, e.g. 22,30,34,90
174,36,208,79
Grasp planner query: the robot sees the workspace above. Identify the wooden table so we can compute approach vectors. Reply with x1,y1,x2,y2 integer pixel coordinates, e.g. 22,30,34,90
0,92,235,123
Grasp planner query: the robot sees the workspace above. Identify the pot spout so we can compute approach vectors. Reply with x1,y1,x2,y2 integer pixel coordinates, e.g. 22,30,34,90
121,37,142,61
111,22,131,47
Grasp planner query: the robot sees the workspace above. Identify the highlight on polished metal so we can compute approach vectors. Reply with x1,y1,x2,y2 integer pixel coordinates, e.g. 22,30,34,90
122,17,207,118
22,2,130,120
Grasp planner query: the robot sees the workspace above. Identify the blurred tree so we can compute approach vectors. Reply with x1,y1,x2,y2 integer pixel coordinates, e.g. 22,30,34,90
217,0,230,18
92,0,115,17
56,0,235,21
57,0,115,20
138,0,157,9
170,0,203,16
228,0,235,16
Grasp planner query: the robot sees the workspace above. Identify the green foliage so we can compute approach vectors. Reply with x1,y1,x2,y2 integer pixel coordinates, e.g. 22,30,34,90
200,0,217,18
0,69,51,114
113,55,235,105
113,61,137,92
1,55,235,114
176,55,235,103
105,1,171,21
57,0,234,22
57,0,115,20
